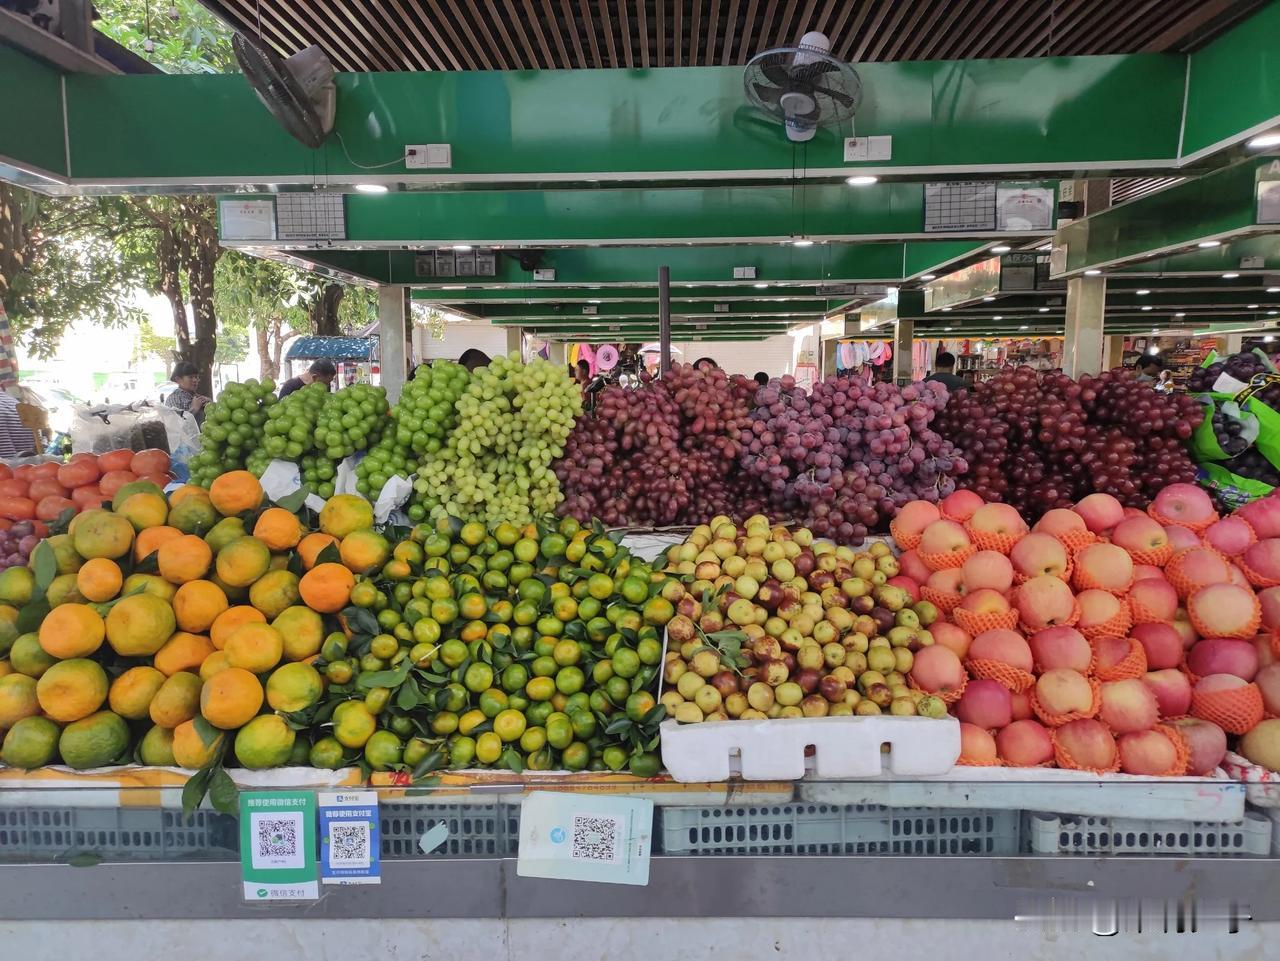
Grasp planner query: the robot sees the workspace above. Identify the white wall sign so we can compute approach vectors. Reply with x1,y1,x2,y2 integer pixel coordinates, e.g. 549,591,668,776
219,199,275,241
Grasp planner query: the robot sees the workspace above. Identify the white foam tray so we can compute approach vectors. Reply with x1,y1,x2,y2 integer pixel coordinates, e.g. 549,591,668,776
796,767,1245,821
659,715,960,783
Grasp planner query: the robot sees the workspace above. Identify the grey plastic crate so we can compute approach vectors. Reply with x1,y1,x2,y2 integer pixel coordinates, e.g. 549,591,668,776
380,802,519,858
659,803,1020,856
1026,812,1272,856
0,806,237,862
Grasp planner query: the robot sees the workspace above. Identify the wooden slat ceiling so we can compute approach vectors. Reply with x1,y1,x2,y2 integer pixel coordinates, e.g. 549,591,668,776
199,0,1263,72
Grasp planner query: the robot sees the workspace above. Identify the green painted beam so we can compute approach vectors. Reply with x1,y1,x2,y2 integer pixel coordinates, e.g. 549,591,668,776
33,54,1187,191
413,284,827,303
472,301,826,319
1109,233,1280,276
0,45,67,183
1054,159,1276,276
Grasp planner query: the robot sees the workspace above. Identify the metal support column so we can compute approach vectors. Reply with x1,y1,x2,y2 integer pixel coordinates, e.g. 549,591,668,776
658,266,672,375
378,285,408,403
1063,276,1106,377
545,341,567,366
505,326,523,359
893,320,914,385
821,338,838,380
1102,334,1126,371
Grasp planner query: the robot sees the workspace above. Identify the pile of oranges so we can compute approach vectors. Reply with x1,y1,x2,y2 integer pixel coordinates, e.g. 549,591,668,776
0,471,371,772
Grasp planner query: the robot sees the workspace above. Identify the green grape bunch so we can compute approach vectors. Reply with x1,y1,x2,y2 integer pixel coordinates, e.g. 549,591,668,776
299,453,337,500
188,378,277,487
314,383,390,461
414,353,582,526
262,382,329,463
358,361,470,505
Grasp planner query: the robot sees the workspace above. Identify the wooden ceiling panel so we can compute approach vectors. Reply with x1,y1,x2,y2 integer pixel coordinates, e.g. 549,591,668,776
199,0,1265,72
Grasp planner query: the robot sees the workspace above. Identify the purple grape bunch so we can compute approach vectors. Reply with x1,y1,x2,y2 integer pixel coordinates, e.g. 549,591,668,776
0,520,40,572
738,374,966,543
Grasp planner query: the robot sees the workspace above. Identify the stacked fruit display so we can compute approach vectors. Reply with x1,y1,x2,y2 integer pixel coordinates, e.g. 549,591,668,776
934,367,1202,520
0,474,670,779
555,364,767,527
0,449,171,526
414,354,582,526
188,379,276,486
660,516,950,723
739,376,964,544
250,382,330,481
1187,349,1280,492
891,482,1280,776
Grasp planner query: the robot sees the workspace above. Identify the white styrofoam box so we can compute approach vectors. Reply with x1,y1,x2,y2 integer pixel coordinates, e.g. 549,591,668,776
797,768,1246,821
659,715,960,783
1026,811,1271,856
1220,750,1280,808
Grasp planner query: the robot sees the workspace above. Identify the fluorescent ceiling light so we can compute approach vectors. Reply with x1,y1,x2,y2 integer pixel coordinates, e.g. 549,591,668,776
753,283,769,289
354,183,388,193
440,284,466,290
1270,287,1280,293
1136,289,1150,295
1084,269,1102,276
920,274,936,281
1249,304,1260,309
451,244,473,251
1141,306,1152,311
792,239,814,247
944,327,953,331
993,315,1003,320
1148,345,1160,354
1248,132,1280,149
1038,307,1050,313
1197,240,1222,248
1019,325,1028,330
1267,335,1277,342
982,296,995,302
845,175,878,186
1223,272,1240,279
990,244,1011,254
940,307,952,312
1037,243,1052,251
1175,312,1186,317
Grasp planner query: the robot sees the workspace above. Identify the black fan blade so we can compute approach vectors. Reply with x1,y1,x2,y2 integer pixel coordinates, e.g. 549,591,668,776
792,60,839,83
752,82,784,105
760,59,795,87
811,84,857,109
233,33,327,149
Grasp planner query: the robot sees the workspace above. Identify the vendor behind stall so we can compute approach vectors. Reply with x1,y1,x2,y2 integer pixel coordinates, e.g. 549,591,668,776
279,359,337,398
0,388,36,458
164,362,211,424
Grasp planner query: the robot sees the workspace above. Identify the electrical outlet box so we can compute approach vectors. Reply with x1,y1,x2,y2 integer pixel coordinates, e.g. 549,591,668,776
733,266,757,279
533,268,556,281
405,144,452,169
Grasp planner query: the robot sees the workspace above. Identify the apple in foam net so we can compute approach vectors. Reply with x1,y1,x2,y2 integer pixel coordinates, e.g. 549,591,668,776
1110,515,1169,557
1077,589,1124,634
1010,690,1033,721
1073,542,1134,594
1228,563,1251,590
1168,547,1233,597
1099,678,1161,735
962,551,1014,592
956,679,1013,730
1151,483,1218,528
1015,575,1078,630
940,489,984,523
1187,582,1262,639
899,549,932,585
918,519,972,561
1128,578,1179,625
1073,493,1126,534
1132,564,1166,583
997,719,1054,766
930,621,971,659
1035,668,1094,715
1055,718,1118,770
1142,669,1193,718
1164,525,1201,551
895,499,942,539
925,567,966,597
958,588,1012,617
1029,626,1092,673
1187,638,1259,682
968,629,1034,672
1093,635,1138,676
909,645,967,695
1168,717,1228,775
1118,729,1182,776
959,723,998,764
968,502,1029,539
1255,663,1280,715
1131,622,1184,670
1239,494,1280,539
1170,607,1198,650
1033,508,1091,540
1260,586,1280,631
1203,515,1256,557
1243,539,1280,584
1009,533,1070,580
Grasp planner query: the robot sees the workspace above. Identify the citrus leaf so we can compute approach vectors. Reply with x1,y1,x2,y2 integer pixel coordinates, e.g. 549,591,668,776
134,551,160,575
16,598,50,634
342,606,379,636
501,747,524,773
274,488,308,513
181,766,214,817
641,704,667,726
208,766,240,815
604,716,632,736
192,715,222,748
31,540,57,592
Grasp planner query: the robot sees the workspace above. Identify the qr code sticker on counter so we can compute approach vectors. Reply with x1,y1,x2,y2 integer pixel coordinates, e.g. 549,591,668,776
571,814,621,863
329,822,371,868
251,812,304,870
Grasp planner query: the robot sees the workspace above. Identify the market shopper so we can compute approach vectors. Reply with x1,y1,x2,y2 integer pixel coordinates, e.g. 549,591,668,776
693,356,718,372
164,361,211,422
458,348,491,372
0,388,36,458
278,359,337,398
923,351,967,392
1135,354,1163,383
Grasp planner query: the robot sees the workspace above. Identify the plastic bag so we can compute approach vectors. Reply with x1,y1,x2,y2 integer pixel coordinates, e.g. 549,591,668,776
1198,462,1275,511
70,402,178,456
1190,397,1259,462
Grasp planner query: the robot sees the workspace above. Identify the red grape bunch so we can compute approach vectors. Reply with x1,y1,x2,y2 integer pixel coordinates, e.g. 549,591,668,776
739,374,964,543
554,364,769,526
935,366,1202,519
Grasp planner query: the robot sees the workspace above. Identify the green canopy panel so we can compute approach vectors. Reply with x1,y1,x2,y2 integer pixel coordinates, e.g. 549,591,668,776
285,336,377,362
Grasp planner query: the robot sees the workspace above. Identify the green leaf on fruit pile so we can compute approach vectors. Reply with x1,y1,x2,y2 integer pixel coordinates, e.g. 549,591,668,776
192,715,221,748
356,661,411,690
181,765,214,817
411,750,447,780
342,606,380,636
396,683,421,710
605,716,633,736
134,551,159,575
31,541,56,592
641,704,667,726
16,598,51,635
274,488,308,513
501,748,524,774
49,507,77,537
209,767,240,816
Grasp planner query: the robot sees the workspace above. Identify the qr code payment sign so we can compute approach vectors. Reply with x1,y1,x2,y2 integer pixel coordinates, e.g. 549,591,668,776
251,812,305,870
329,822,372,868
571,815,621,863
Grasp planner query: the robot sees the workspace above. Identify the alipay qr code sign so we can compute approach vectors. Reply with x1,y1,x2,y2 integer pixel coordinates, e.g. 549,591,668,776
516,791,653,886
238,791,319,901
319,791,381,885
